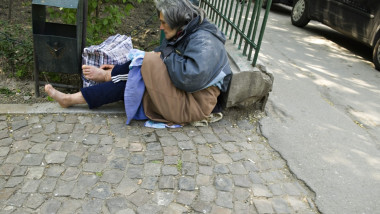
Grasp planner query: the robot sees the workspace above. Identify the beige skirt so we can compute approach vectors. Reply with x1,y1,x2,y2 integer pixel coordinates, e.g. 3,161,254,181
141,52,220,125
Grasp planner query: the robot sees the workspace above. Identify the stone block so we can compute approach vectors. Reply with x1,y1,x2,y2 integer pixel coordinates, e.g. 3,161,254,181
225,40,274,110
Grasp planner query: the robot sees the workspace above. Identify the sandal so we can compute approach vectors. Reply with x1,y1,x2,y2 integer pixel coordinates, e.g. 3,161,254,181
191,112,223,127
207,112,223,123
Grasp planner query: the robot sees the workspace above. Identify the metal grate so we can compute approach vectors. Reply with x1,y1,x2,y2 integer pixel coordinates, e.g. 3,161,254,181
200,0,272,66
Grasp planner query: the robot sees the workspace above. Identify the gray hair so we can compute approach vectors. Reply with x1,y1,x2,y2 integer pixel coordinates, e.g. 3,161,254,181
155,0,205,30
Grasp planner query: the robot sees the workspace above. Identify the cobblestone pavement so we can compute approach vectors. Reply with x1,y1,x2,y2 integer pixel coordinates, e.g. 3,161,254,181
0,112,320,213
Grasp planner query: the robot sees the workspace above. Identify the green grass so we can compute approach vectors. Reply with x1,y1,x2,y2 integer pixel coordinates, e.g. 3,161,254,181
176,159,182,172
0,88,15,96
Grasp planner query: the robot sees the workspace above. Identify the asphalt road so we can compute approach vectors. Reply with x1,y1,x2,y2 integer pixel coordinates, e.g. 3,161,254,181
259,5,380,214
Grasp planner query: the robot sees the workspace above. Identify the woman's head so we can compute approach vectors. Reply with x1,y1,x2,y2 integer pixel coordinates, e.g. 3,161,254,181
155,0,205,40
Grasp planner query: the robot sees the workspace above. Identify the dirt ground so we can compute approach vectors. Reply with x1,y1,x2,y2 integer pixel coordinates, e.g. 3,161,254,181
0,0,160,104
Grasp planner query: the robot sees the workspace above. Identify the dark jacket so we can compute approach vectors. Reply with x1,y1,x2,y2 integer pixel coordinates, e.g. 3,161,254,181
156,16,232,93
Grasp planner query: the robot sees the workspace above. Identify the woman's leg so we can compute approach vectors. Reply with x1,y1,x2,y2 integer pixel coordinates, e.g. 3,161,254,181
80,80,126,109
45,79,126,109
46,61,130,108
45,84,86,108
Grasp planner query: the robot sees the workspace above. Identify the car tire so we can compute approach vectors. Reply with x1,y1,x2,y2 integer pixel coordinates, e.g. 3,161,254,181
373,37,380,71
291,0,310,27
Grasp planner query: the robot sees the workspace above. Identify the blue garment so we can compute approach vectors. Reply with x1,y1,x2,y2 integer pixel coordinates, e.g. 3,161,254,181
144,120,182,129
124,49,148,124
81,80,126,109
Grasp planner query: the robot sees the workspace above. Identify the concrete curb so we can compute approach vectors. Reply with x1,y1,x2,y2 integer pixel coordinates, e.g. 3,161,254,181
224,40,274,109
0,102,125,114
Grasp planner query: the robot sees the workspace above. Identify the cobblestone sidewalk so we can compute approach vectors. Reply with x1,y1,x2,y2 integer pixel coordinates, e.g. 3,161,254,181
0,113,319,213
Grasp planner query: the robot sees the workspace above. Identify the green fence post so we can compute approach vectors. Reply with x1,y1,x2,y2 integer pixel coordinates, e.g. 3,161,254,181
199,0,271,67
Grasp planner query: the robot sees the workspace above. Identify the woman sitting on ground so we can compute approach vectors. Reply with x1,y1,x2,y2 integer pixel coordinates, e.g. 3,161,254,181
45,0,232,125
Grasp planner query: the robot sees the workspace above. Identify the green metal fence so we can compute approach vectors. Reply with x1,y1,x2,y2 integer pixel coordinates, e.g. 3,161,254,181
199,0,272,66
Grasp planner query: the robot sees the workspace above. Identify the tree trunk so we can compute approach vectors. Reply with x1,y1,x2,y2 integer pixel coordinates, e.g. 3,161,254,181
8,0,12,21
96,0,100,18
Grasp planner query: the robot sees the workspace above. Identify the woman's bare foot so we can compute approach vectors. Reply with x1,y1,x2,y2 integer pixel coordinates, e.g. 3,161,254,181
45,84,87,108
45,84,72,108
82,65,111,82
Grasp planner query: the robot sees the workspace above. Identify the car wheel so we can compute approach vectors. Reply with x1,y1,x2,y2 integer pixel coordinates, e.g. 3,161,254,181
373,37,380,71
291,0,310,27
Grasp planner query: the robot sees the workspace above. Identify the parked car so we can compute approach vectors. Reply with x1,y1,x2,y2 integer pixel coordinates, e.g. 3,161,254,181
263,0,293,8
291,0,380,71
239,0,293,8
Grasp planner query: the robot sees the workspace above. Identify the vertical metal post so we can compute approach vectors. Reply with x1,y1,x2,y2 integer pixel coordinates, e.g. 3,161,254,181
252,0,263,44
234,2,245,44
217,0,225,27
243,0,259,56
34,51,40,97
80,0,88,88
230,0,239,40
32,3,46,97
224,0,234,35
200,0,272,67
251,0,272,65
205,0,211,17
238,0,252,51
221,0,230,33
212,0,219,22
82,0,87,52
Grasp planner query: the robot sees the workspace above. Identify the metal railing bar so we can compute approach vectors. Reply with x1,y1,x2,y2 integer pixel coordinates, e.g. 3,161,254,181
200,0,270,67
201,1,257,48
221,0,230,33
230,1,239,39
217,0,225,27
238,0,253,51
251,0,272,64
225,0,234,36
243,1,259,56
234,2,245,44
